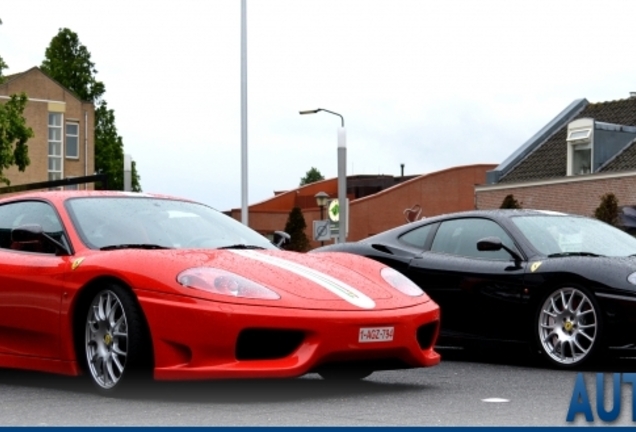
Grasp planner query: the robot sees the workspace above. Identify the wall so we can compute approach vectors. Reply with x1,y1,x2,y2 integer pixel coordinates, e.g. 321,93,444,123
231,164,496,249
475,171,636,217
0,68,95,189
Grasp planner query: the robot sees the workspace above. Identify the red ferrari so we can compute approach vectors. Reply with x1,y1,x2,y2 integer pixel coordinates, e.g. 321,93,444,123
0,191,440,394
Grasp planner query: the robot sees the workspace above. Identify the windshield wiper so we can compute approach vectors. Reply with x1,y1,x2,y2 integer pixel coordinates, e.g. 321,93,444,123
100,244,172,251
216,244,266,250
547,252,603,258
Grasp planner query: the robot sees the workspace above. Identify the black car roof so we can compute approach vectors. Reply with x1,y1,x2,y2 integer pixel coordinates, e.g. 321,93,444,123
364,209,578,242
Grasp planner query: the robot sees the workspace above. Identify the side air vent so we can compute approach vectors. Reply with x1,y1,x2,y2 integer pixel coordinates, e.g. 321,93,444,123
416,321,439,350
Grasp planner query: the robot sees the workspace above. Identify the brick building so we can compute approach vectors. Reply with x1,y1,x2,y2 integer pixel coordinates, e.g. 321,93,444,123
476,93,636,217
229,164,495,248
0,67,95,189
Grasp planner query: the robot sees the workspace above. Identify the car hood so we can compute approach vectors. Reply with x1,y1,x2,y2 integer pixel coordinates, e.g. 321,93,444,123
72,248,429,311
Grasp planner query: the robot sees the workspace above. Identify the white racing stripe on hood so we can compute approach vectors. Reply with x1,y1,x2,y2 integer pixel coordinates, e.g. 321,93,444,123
229,250,376,309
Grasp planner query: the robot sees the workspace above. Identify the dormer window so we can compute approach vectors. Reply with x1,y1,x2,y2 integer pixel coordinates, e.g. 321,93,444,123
571,143,591,174
568,129,591,141
566,118,594,176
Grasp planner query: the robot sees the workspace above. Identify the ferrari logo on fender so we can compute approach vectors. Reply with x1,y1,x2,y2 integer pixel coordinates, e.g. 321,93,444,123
530,261,542,273
71,257,85,270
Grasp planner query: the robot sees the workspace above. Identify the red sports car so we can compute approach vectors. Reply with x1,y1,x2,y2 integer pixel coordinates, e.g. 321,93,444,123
0,191,440,394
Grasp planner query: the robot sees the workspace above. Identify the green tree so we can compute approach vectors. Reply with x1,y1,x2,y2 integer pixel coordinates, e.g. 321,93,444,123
0,19,34,185
283,207,310,252
40,28,105,103
500,194,522,209
131,160,142,192
41,28,141,190
0,94,34,185
0,55,8,84
0,19,6,84
300,167,325,186
594,192,620,226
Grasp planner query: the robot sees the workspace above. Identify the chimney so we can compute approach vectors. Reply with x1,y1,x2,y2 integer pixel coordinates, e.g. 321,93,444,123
630,92,636,99
400,163,405,177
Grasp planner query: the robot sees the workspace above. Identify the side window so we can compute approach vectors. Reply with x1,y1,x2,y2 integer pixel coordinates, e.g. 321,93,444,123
399,224,434,249
431,218,518,260
0,201,65,254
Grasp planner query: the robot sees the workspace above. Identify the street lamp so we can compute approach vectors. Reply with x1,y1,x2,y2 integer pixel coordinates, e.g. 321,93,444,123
314,191,330,246
300,108,347,243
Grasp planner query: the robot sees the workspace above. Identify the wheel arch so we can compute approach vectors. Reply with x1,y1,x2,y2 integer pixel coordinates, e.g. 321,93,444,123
70,276,155,372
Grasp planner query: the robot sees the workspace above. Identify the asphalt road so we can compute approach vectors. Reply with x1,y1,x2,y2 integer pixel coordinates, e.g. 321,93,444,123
0,348,634,426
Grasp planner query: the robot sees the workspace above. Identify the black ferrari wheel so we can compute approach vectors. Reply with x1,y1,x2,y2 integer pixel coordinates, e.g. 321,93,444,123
318,368,373,380
82,284,152,395
535,285,601,368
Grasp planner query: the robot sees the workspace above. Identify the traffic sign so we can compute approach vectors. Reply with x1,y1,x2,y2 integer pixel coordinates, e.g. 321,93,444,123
313,220,331,242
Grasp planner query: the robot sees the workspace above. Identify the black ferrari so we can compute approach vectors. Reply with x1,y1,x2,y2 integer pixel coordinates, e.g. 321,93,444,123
313,209,636,369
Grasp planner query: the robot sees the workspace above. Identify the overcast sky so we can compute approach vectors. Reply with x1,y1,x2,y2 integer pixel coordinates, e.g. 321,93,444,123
2,0,636,211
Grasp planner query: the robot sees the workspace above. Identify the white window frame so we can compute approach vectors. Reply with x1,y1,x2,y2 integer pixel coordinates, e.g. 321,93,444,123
566,118,594,176
65,122,79,159
48,113,64,182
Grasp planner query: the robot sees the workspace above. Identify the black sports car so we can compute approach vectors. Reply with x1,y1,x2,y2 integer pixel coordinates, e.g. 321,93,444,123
313,209,636,369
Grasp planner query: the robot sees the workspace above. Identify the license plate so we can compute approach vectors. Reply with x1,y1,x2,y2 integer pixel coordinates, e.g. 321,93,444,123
358,326,394,343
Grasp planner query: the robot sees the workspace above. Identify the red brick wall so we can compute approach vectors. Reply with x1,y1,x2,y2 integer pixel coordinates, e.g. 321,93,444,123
475,173,636,217
231,164,496,249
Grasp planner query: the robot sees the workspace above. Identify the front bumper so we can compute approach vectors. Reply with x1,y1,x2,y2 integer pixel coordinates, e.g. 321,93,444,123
138,290,441,380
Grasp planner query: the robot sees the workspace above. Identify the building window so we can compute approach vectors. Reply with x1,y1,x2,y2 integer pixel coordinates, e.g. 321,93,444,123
48,113,63,181
566,118,594,176
66,122,79,159
572,143,591,175
567,129,591,141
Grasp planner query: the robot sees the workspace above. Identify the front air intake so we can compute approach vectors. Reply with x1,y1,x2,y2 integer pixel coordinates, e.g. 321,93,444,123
236,329,304,360
416,321,439,350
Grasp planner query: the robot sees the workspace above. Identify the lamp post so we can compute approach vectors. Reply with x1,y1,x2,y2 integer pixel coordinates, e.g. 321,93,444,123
300,108,347,244
314,191,330,246
240,0,248,225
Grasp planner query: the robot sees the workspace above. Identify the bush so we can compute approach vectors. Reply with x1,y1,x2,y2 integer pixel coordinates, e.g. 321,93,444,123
500,194,522,209
283,207,310,252
594,193,619,226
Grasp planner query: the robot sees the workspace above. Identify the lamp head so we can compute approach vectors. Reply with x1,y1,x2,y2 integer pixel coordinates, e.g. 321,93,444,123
314,191,330,207
299,109,321,115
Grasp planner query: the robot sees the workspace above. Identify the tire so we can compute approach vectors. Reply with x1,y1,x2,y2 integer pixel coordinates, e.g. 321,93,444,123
318,368,373,381
535,285,602,369
82,284,152,395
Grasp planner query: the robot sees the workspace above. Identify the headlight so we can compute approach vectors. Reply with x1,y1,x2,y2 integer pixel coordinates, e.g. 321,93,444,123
381,267,425,297
628,272,636,285
177,268,280,300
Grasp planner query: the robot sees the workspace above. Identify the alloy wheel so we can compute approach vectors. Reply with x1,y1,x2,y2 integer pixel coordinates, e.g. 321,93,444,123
85,290,129,389
538,287,598,366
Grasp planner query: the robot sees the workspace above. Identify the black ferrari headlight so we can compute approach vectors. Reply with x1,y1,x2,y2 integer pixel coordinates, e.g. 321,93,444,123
628,272,636,285
381,267,426,297
177,268,280,300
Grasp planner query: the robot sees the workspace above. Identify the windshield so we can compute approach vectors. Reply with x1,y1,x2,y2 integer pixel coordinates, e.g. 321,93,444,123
65,196,277,250
511,214,636,257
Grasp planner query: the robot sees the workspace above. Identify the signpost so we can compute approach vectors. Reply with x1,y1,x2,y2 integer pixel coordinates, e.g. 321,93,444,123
327,198,349,241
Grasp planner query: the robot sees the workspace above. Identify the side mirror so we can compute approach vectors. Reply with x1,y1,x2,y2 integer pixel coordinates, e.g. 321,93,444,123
477,236,503,251
477,236,523,262
11,224,70,255
11,224,44,243
273,230,291,247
